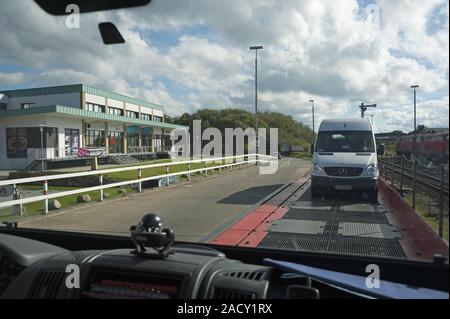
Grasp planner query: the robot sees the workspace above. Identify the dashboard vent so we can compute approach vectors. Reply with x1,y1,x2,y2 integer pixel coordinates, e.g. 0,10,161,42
30,270,65,299
213,288,256,299
222,270,265,281
51,252,89,263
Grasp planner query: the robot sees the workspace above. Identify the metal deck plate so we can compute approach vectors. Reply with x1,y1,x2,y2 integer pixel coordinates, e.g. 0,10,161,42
257,232,406,258
290,201,334,211
255,187,407,259
339,203,376,212
338,222,383,238
258,233,328,252
269,219,326,235
334,211,389,224
337,222,401,239
283,209,334,221
327,236,406,258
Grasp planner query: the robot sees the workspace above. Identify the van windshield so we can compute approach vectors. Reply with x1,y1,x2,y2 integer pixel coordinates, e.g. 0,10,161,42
315,131,374,153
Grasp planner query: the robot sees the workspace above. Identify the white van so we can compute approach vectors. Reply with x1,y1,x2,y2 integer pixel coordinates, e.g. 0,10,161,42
310,118,385,200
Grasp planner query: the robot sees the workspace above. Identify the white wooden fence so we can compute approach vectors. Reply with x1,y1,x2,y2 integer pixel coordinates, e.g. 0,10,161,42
0,154,276,215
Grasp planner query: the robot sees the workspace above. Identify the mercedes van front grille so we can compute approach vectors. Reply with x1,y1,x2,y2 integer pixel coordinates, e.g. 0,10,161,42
324,167,363,177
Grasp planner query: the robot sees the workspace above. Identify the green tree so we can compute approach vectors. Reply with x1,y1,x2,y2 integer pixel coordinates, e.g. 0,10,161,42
169,108,313,153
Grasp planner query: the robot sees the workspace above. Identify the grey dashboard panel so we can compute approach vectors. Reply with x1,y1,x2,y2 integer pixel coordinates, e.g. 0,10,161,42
0,233,68,266
1,234,270,299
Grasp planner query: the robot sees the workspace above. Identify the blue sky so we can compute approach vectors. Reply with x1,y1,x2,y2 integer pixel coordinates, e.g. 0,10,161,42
0,0,448,133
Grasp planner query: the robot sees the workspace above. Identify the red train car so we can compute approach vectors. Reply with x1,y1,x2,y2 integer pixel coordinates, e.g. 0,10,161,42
396,131,449,163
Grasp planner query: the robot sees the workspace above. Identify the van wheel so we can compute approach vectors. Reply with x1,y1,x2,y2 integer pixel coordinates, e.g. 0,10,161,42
368,189,378,202
311,187,321,199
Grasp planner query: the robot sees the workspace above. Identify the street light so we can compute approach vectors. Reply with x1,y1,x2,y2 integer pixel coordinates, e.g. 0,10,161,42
39,124,46,171
410,85,419,154
410,84,419,211
249,45,263,155
309,100,315,144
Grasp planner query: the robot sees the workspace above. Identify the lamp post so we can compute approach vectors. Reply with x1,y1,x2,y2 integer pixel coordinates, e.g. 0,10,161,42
410,85,419,154
39,125,46,171
249,45,263,155
309,100,315,144
410,85,419,210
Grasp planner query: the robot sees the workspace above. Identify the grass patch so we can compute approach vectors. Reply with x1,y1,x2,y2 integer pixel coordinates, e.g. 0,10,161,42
404,193,449,241
105,160,225,180
0,160,244,223
289,152,313,160
0,185,133,222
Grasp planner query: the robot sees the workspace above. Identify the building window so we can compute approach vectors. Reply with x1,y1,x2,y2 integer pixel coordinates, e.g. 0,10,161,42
65,129,80,156
108,131,123,153
108,107,123,116
5,127,59,158
6,128,28,158
0,103,7,111
86,129,105,147
21,103,35,109
86,103,105,113
126,110,139,119
163,135,172,151
153,115,163,122
154,134,162,151
126,132,139,150
141,113,152,121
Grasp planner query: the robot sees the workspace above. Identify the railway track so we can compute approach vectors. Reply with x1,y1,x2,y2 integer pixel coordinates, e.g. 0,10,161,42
379,159,449,196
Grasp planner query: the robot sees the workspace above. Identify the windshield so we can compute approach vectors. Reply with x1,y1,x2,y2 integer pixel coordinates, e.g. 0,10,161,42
0,0,449,271
315,131,375,153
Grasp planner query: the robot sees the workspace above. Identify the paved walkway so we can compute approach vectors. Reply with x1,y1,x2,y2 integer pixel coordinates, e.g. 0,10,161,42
22,158,311,242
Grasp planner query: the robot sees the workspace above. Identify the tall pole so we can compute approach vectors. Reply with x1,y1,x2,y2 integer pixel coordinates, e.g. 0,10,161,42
250,46,263,155
309,99,315,144
411,85,419,211
255,50,258,155
411,85,419,154
39,125,44,172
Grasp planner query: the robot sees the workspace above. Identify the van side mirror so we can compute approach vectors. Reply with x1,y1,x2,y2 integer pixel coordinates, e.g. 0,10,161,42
310,144,314,155
377,144,385,156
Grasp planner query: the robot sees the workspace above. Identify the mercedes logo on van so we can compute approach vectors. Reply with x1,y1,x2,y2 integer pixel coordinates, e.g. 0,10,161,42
338,168,348,176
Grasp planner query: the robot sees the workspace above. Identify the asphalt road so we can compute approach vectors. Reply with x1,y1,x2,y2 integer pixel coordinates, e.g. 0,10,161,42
22,158,311,242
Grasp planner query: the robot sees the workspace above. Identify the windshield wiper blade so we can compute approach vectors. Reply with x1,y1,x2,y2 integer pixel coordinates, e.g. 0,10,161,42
264,259,449,299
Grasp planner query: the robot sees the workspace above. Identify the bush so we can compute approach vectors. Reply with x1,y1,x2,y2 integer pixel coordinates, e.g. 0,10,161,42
8,172,122,187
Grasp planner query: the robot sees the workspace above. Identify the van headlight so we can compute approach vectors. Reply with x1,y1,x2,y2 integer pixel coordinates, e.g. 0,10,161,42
362,164,378,177
312,164,326,176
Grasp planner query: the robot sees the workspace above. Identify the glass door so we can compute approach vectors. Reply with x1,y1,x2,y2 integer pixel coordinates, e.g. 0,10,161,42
65,128,79,156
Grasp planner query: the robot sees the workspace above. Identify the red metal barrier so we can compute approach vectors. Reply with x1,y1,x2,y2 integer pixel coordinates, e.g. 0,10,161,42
378,177,448,261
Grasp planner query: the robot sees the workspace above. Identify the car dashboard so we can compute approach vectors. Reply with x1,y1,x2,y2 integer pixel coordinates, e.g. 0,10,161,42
1,233,369,299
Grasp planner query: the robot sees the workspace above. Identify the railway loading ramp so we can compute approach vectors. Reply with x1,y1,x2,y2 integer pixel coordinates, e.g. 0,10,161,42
210,175,448,262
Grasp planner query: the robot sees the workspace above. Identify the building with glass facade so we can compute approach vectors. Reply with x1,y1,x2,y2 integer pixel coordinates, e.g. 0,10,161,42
0,84,186,170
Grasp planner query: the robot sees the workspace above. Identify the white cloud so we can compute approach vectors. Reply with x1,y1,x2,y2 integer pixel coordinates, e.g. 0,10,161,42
0,0,448,133
0,72,26,85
